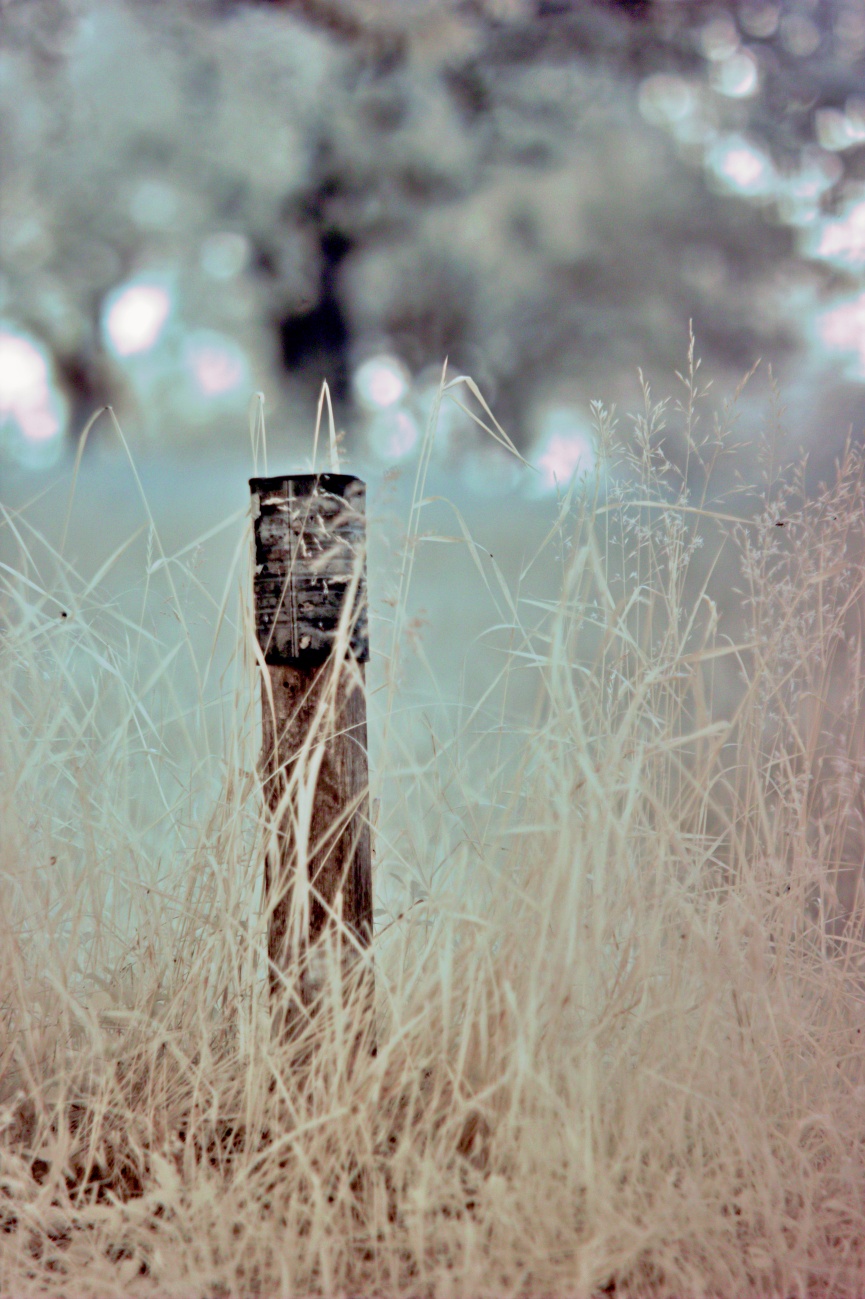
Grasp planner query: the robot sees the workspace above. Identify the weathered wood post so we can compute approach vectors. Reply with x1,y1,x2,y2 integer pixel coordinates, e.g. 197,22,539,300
249,472,372,1037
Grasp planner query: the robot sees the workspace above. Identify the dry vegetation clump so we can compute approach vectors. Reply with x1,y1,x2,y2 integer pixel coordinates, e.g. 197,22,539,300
2,363,865,1297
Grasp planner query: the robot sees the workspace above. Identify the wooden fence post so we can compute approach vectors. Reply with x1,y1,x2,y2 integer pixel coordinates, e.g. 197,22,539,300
249,472,372,1037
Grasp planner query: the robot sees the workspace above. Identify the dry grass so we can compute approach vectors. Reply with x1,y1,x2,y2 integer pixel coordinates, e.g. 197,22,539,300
2,354,865,1297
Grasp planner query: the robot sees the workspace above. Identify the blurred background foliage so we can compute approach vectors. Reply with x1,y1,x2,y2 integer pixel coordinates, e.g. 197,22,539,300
0,0,863,493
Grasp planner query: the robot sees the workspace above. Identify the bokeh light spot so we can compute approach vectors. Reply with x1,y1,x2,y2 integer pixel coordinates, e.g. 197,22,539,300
129,180,177,230
532,407,595,494
739,3,780,39
700,16,739,61
102,280,172,358
816,293,865,380
353,355,410,411
638,74,699,127
367,408,420,462
184,332,248,397
200,232,250,281
809,199,865,270
779,150,843,226
794,149,843,200
706,136,775,198
711,50,759,99
0,332,49,409
0,327,67,466
779,13,821,58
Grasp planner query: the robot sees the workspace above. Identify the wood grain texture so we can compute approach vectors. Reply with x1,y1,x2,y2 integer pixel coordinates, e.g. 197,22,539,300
251,473,372,1037
261,661,372,999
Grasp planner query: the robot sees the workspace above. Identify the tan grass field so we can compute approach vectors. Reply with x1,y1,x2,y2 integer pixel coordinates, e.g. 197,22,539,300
2,359,865,1297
